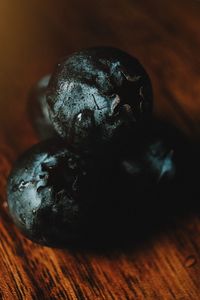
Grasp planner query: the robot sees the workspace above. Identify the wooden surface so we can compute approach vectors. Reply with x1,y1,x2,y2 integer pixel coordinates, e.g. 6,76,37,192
0,0,200,299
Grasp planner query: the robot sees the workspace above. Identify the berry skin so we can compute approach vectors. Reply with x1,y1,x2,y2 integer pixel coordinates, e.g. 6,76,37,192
46,47,153,152
7,139,102,246
120,140,175,185
27,74,57,139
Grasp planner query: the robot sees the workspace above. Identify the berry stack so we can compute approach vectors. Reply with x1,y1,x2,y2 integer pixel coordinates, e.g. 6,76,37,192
7,47,176,247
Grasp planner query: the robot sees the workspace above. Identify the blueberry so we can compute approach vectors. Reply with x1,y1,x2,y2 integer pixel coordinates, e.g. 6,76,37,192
119,138,176,186
27,75,57,139
46,47,153,152
113,120,176,185
7,139,103,246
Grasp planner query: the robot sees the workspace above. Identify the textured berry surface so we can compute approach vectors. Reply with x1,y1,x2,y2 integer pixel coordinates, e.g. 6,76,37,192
7,139,101,246
115,121,177,186
47,47,153,151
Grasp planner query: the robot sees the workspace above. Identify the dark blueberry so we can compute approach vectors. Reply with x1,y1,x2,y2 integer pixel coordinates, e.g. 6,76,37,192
119,138,175,187
27,74,57,139
7,139,106,246
46,47,153,152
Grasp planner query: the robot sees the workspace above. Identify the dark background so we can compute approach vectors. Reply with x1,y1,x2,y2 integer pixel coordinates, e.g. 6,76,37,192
0,0,200,299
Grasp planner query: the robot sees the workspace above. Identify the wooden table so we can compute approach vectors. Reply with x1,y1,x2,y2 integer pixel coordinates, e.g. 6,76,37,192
0,0,200,299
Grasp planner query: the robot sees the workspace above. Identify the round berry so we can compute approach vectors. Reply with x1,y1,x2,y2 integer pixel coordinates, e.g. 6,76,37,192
7,139,100,246
27,74,57,139
47,47,153,152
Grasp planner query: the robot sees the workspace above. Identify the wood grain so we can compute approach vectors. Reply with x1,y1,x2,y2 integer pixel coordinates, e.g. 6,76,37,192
0,0,200,299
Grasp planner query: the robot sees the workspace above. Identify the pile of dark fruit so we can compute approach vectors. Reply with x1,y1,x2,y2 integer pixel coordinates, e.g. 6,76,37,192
7,47,180,247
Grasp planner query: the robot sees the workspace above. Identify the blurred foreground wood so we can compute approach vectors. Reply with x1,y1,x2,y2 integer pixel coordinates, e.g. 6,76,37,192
0,0,200,299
